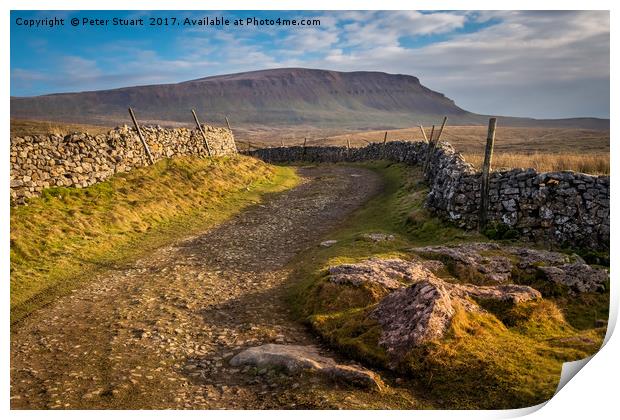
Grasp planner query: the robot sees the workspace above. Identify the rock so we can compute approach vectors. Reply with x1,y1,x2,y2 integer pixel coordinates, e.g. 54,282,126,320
419,259,446,273
454,284,541,304
366,261,541,361
411,243,607,294
411,243,513,283
360,233,395,242
538,263,608,293
229,344,383,390
320,240,338,248
328,258,434,290
506,247,570,270
371,279,464,360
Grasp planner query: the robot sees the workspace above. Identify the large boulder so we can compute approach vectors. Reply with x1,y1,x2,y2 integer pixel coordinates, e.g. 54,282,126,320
369,271,540,361
371,279,465,360
229,344,383,390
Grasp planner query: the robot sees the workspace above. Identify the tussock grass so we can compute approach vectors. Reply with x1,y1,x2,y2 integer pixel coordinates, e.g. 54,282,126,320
287,162,607,409
463,152,610,175
11,155,299,322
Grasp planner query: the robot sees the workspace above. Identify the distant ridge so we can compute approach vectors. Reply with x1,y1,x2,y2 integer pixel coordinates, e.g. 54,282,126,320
10,68,609,130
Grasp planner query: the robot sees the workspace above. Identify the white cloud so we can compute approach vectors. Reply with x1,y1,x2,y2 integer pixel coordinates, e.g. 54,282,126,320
12,11,609,118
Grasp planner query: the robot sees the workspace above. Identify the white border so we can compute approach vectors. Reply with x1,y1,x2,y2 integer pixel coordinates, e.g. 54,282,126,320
3,1,617,419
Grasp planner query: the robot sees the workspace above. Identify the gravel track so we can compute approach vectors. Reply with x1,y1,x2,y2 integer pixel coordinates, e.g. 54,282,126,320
11,165,388,409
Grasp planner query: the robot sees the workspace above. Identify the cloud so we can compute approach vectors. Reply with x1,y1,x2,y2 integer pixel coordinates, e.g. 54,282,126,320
307,10,610,118
10,10,609,118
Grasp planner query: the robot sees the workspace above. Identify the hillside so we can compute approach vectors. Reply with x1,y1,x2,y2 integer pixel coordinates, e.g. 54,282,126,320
10,68,609,130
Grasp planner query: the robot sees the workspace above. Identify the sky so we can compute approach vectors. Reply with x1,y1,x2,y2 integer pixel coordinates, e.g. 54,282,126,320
10,10,610,119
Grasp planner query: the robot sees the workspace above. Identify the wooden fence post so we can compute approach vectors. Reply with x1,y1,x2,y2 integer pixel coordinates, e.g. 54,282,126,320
479,117,497,231
224,116,238,154
419,125,429,143
346,138,351,159
381,131,388,158
191,109,213,157
435,116,448,144
423,125,436,175
128,107,154,165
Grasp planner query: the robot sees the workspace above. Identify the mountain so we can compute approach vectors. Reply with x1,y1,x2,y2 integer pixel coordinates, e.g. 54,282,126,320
10,68,609,130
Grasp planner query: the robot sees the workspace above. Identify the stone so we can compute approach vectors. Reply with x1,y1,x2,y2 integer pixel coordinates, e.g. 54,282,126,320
328,258,434,290
363,258,541,362
454,283,541,304
320,240,338,248
371,279,462,360
360,233,395,242
229,344,383,390
411,243,513,283
538,263,608,293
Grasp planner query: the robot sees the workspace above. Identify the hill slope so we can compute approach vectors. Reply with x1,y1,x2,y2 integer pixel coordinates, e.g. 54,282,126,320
10,68,609,130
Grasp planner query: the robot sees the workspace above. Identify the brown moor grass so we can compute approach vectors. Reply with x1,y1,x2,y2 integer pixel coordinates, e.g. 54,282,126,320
463,152,610,175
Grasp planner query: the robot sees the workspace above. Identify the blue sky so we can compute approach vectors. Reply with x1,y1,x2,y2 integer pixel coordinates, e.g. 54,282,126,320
11,10,610,119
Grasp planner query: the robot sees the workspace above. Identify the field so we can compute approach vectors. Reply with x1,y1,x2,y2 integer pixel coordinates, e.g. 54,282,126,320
10,118,113,137
11,119,610,174
10,119,609,409
323,125,610,175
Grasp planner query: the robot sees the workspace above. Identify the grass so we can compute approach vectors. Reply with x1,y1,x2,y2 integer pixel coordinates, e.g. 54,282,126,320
10,155,299,323
323,125,609,155
287,161,607,409
463,152,610,175
320,125,609,175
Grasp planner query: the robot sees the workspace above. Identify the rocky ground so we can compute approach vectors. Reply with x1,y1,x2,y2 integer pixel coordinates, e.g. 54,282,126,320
11,165,415,409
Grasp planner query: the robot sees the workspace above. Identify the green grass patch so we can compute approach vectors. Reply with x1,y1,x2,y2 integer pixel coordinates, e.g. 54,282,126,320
287,161,606,409
11,155,299,322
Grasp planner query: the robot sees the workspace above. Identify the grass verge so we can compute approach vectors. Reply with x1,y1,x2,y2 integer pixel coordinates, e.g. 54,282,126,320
11,155,299,323
287,161,607,409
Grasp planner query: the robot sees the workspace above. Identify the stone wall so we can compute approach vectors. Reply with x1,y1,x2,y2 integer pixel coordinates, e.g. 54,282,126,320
10,124,237,204
248,141,609,250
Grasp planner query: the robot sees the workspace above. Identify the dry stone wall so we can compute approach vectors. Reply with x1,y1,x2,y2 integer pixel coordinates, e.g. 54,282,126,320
10,124,237,204
248,141,609,251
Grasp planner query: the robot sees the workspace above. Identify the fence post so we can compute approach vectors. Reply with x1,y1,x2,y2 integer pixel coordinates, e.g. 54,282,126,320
435,116,448,144
302,137,307,160
191,109,213,157
423,125,436,175
381,131,388,159
224,116,238,154
128,107,154,165
419,125,429,143
479,117,497,231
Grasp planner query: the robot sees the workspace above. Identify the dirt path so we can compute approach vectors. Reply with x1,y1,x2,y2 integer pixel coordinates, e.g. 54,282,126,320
11,165,396,409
